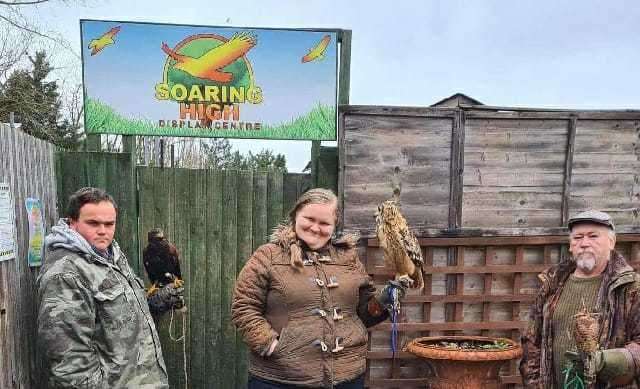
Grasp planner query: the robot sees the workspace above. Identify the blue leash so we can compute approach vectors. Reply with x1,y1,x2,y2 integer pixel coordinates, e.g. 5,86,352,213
388,285,400,354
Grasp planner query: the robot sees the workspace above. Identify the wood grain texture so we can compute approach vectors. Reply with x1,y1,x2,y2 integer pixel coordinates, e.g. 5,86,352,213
342,113,453,233
462,118,568,228
569,119,640,226
0,125,58,389
59,162,309,389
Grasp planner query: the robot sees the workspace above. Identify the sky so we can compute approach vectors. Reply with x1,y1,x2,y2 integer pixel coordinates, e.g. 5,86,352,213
16,0,640,171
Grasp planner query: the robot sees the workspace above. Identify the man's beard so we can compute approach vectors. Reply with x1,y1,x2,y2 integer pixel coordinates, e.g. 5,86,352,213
576,253,596,273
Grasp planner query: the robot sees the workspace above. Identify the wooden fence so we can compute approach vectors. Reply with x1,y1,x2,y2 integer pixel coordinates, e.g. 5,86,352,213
56,152,139,272
55,152,311,389
0,124,58,389
338,104,640,387
362,235,640,387
339,105,640,233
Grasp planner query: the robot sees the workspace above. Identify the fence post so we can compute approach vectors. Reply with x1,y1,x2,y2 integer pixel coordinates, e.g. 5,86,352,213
85,134,101,151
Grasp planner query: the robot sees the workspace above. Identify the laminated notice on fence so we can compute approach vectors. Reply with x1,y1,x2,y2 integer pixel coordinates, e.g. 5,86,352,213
25,198,44,267
0,183,16,261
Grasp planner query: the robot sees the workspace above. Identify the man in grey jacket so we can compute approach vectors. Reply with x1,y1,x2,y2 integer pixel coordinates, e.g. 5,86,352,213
37,187,182,388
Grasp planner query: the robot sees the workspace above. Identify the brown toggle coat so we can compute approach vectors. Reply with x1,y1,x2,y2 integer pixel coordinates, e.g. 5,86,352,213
231,224,388,387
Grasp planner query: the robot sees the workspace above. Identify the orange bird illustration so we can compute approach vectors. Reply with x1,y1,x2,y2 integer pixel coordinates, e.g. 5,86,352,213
301,35,331,63
161,31,256,83
88,26,121,56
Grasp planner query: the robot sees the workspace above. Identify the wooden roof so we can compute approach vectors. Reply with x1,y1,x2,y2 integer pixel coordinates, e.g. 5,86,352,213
431,93,484,107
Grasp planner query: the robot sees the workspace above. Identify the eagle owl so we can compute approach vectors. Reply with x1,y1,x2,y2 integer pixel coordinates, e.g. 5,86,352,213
375,200,424,289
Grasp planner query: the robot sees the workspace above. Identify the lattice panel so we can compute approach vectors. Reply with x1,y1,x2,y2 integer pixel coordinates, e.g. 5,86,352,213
362,235,640,388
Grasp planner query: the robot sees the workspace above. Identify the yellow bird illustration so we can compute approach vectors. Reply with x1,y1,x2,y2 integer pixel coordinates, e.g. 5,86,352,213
161,32,256,83
302,35,331,63
88,26,121,56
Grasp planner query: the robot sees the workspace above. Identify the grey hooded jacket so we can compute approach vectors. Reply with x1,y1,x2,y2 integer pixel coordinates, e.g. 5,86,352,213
36,219,168,388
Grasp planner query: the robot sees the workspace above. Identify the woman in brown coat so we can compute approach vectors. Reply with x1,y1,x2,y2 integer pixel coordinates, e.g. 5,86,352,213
232,188,396,388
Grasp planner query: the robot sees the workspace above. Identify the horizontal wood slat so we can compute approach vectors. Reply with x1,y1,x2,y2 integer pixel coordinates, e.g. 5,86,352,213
370,320,526,332
369,264,549,275
402,294,536,304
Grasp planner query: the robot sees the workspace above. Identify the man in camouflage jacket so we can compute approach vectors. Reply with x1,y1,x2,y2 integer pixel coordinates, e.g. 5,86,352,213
37,188,180,388
520,210,640,388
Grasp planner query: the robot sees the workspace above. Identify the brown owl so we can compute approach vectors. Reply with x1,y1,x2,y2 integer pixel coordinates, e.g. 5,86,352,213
375,200,424,289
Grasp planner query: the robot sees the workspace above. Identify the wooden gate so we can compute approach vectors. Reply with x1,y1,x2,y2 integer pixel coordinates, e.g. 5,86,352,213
137,167,310,389
55,152,311,389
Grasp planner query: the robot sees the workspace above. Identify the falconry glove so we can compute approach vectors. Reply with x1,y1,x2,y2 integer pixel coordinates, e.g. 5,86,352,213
565,349,634,383
148,283,184,316
375,280,407,312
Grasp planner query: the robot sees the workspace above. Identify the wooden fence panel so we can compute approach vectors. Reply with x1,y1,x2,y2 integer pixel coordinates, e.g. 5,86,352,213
205,170,224,389
283,173,312,214
188,168,207,389
363,234,640,388
0,125,57,389
137,167,309,389
55,152,139,273
570,119,640,226
220,170,238,388
340,106,640,236
463,118,568,227
235,171,253,388
340,110,455,235
138,167,187,388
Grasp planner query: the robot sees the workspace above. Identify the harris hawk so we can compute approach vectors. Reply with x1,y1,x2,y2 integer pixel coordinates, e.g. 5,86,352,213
143,228,184,296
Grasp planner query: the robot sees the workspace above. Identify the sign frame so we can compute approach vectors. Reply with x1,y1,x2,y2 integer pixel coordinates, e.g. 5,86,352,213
80,19,351,141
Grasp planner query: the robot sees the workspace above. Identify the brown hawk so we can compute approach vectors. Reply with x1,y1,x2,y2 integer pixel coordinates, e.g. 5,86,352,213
375,200,424,289
143,228,183,296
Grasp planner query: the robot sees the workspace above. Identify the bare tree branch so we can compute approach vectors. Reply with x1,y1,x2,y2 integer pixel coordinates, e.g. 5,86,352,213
0,22,30,80
0,13,79,59
0,0,52,5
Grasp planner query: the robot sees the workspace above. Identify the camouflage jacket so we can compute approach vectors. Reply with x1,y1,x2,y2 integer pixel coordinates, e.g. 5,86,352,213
520,251,640,389
231,224,387,387
37,219,168,388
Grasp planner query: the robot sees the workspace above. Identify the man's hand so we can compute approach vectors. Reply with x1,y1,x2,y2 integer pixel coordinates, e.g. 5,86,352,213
147,283,184,316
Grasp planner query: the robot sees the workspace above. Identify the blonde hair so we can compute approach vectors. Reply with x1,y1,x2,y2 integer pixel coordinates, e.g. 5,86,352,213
286,188,339,268
288,188,339,225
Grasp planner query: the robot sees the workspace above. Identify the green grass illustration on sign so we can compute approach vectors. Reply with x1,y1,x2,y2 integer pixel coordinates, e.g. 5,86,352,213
86,98,335,140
